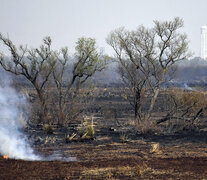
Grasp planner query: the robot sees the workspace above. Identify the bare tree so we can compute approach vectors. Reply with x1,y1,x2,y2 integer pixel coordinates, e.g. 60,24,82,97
0,34,56,122
52,37,108,125
0,34,108,125
107,17,191,124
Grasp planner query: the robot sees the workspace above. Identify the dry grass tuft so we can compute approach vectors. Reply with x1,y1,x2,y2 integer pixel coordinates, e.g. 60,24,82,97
150,143,162,154
137,120,161,135
78,115,95,140
120,134,128,143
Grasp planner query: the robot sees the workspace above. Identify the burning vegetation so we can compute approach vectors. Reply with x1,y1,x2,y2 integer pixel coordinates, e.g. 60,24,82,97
3,154,8,159
0,18,207,179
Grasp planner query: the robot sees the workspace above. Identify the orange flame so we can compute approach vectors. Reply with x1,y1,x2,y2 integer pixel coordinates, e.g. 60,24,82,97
3,154,8,159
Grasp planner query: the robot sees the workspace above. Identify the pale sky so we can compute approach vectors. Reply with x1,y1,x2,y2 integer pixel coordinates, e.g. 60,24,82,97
0,0,206,57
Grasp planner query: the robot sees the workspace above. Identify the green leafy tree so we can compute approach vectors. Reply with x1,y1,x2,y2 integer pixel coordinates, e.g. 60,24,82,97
52,37,108,125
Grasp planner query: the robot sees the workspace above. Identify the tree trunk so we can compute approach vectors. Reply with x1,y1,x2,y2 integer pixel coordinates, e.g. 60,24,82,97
33,82,48,123
146,68,166,121
134,89,142,123
38,91,48,123
146,88,160,120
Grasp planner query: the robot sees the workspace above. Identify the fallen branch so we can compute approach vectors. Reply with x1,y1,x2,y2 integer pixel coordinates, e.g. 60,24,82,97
157,107,206,125
156,116,191,124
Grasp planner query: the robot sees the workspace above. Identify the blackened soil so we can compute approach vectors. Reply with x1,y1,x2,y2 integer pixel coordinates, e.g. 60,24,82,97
1,124,207,179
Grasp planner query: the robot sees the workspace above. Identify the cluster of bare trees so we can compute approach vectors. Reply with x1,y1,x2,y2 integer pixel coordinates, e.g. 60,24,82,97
0,35,108,125
1,17,202,131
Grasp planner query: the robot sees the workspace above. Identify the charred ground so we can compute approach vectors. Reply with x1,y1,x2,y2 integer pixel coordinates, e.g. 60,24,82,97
1,87,207,179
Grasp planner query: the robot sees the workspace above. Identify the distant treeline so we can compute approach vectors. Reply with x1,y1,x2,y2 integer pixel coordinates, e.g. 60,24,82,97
1,57,207,88
174,57,207,84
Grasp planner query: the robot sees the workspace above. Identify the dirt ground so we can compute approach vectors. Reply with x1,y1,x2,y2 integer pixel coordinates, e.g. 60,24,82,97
1,126,207,180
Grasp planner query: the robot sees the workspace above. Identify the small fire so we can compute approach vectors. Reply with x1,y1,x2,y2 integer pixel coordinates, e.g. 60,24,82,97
3,154,8,159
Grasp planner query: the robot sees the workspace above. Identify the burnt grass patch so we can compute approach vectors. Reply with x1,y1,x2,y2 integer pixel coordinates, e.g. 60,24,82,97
1,120,207,179
1,88,207,179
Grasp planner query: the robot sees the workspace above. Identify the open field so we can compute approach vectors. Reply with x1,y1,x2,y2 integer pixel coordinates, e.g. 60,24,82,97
1,128,207,179
1,87,207,179
2,1,207,179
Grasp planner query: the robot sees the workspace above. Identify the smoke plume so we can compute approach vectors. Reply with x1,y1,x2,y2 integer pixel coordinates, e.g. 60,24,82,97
0,82,40,160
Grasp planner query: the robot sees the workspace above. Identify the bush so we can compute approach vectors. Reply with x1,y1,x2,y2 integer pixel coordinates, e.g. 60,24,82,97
171,90,207,115
78,116,95,140
120,134,128,143
43,124,54,134
86,123,95,139
78,128,85,138
137,120,161,135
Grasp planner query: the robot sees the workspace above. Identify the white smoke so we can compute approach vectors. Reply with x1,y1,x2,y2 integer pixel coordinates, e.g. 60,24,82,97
183,83,193,91
0,83,40,160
